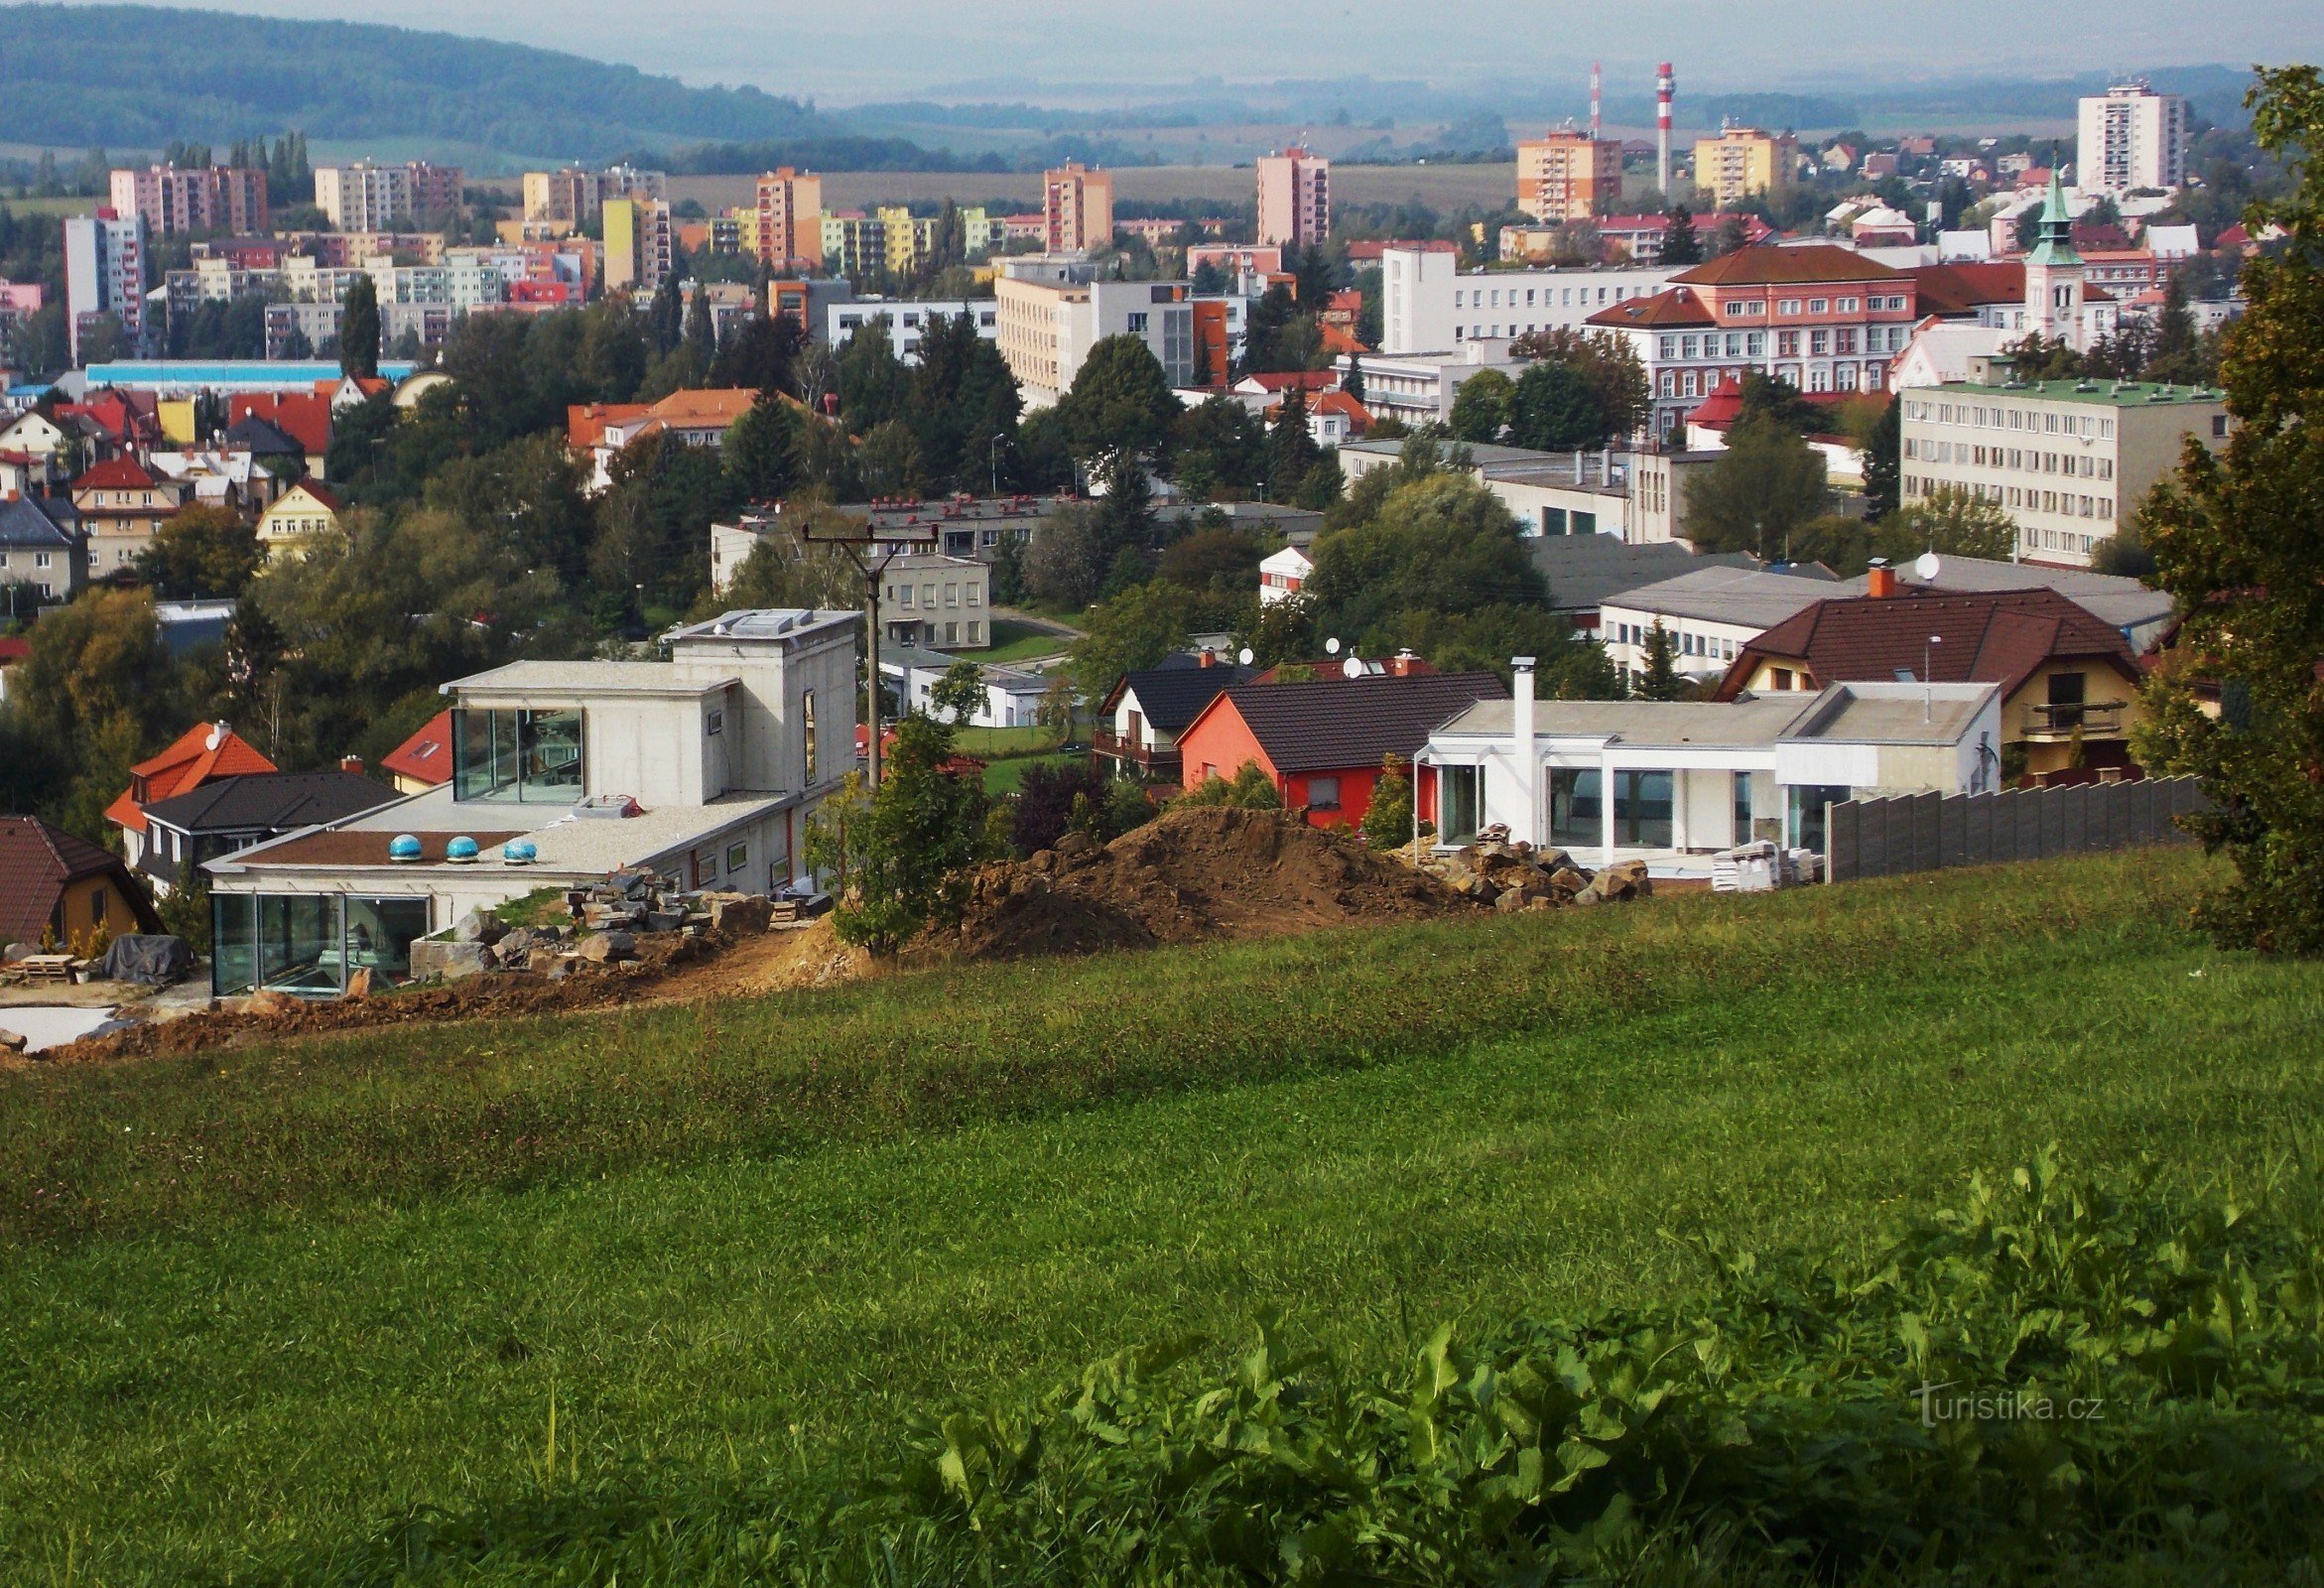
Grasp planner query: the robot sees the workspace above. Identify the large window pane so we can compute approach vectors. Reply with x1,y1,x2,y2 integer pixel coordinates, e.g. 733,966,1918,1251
1549,768,1601,849
211,893,257,995
258,894,340,993
520,710,583,802
1438,764,1481,846
452,708,503,801
1788,784,1853,854
1614,770,1674,848
344,897,431,982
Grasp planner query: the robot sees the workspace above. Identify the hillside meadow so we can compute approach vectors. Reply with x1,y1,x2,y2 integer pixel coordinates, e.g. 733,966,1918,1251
3,847,2320,1581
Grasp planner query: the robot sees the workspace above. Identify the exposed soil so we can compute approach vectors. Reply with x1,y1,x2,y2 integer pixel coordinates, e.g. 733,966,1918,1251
924,806,1480,962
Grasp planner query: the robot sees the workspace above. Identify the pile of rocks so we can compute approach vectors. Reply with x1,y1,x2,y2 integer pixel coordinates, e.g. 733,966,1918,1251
1420,840,1652,912
404,869,775,986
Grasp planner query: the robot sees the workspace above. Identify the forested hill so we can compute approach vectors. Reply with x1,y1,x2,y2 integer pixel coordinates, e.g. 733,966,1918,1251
0,4,848,162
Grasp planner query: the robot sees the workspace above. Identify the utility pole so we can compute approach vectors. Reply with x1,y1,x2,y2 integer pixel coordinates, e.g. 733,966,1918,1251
779,500,937,787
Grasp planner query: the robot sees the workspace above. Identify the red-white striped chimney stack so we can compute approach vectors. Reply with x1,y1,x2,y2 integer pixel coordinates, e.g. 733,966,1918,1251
1657,62,1675,197
1590,62,1603,136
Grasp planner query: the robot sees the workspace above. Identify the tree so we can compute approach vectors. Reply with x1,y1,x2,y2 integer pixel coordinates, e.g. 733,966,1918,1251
1342,355,1365,406
813,712,992,955
1178,759,1282,809
928,658,986,724
137,506,264,598
1169,395,1266,500
1682,418,1829,560
1448,367,1513,443
1506,360,1609,450
1057,334,1179,485
2133,64,2324,954
1069,579,1200,699
1506,328,1651,441
1238,282,1298,375
1661,203,1702,265
722,392,797,501
1265,388,1325,501
1358,752,1413,850
1881,484,2018,562
337,274,380,379
1860,396,1901,521
1635,619,1682,700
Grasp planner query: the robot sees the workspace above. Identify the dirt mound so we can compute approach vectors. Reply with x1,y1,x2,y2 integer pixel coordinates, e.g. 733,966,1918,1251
933,806,1477,961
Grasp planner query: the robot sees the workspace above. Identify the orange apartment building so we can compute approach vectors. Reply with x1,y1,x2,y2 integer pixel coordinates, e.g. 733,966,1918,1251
1515,133,1621,223
1043,162,1114,254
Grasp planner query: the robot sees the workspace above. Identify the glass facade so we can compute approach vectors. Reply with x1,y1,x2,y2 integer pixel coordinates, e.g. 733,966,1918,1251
1549,767,1601,849
1437,764,1482,845
452,708,583,803
212,894,433,996
1788,784,1853,854
1611,770,1674,849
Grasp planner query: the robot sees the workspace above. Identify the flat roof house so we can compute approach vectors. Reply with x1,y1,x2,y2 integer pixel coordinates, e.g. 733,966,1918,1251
205,608,858,996
1424,658,2002,867
135,768,398,897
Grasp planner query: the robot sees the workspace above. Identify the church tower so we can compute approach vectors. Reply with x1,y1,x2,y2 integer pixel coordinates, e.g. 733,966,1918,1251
2022,170,2086,348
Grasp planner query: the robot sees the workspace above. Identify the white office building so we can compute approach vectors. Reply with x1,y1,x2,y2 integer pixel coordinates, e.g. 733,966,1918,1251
1378,245,1676,357
828,300,998,362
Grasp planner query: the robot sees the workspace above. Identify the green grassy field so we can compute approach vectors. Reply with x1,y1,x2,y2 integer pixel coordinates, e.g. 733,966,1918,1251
980,747,1081,794
950,722,1063,758
957,618,1072,665
2,849,2319,1581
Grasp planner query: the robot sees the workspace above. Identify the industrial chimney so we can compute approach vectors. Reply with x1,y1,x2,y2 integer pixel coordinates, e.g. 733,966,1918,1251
1657,63,1676,198
1590,62,1603,137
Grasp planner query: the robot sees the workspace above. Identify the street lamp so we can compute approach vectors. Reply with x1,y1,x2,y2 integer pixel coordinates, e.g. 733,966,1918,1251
1924,634,1942,721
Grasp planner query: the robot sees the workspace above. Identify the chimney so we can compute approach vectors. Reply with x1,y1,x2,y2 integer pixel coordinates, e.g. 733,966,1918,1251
1511,656,1537,846
340,754,364,775
1867,558,1896,599
1657,63,1676,198
1388,649,1418,677
1199,647,1216,668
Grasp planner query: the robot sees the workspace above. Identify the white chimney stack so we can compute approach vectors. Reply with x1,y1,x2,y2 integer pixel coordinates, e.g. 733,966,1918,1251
1511,656,1537,846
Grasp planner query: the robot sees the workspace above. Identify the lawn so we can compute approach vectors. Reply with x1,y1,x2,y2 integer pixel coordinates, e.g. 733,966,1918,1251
958,617,1073,664
2,850,2319,1581
981,747,1080,794
952,722,1066,758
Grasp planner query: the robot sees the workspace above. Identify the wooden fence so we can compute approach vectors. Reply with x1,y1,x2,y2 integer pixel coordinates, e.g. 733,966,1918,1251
1824,777,2210,883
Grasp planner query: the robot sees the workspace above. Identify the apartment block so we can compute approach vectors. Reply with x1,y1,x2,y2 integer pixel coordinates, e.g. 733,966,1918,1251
1255,147,1331,250
2078,80,2189,195
752,168,823,269
1043,162,1114,255
315,162,465,230
1515,132,1620,223
1691,128,1798,206
1378,243,1675,356
108,165,269,236
603,198,675,295
523,165,666,229
1899,374,2229,566
996,273,1216,406
64,209,147,362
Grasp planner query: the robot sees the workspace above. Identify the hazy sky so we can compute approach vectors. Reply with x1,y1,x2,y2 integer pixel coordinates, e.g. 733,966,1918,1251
61,0,2324,99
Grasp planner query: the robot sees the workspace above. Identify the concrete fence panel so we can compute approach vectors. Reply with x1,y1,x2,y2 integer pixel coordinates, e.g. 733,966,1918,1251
1825,777,2208,883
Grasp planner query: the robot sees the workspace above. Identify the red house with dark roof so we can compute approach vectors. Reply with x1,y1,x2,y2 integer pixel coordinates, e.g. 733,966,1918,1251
1175,667,1508,828
104,721,278,871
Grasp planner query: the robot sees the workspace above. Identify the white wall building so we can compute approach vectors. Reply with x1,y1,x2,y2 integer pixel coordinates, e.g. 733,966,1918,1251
1378,246,1677,357
65,211,147,361
828,299,998,362
2078,81,2190,197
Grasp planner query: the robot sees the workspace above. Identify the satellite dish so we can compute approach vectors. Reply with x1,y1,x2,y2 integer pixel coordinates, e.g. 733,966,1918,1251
1325,637,1342,655
1915,552,1942,583
1342,656,1363,680
1236,646,1254,666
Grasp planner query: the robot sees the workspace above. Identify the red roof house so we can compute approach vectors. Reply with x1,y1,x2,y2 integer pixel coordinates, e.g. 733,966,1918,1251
0,814,161,951
227,392,333,460
104,721,278,846
380,709,454,794
1175,667,1508,829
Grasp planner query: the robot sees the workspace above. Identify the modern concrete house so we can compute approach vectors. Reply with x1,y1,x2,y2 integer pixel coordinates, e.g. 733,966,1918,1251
205,608,858,996
1422,659,2001,867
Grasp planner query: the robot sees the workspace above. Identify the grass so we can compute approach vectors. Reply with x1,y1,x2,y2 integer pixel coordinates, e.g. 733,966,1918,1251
957,618,1072,665
1,850,2318,1581
951,722,1065,759
981,748,1081,794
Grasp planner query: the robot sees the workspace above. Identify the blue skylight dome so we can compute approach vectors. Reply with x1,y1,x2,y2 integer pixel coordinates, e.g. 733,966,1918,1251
502,838,539,863
388,834,424,862
445,835,480,863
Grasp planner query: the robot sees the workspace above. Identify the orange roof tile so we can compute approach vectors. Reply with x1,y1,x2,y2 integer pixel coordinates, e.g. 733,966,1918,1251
1670,244,1910,288
104,722,278,836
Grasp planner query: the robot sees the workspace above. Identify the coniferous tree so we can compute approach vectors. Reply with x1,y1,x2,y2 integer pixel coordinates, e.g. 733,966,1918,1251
1662,203,1703,265
337,273,380,379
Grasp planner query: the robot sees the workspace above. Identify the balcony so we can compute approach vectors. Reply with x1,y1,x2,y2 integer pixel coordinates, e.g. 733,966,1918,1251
2023,701,2126,739
1091,727,1181,779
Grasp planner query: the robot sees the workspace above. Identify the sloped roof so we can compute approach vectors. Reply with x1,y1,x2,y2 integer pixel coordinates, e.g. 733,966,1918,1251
568,402,651,450
0,493,82,548
272,479,343,515
1197,670,1510,774
380,708,454,786
1604,564,1842,628
104,722,278,836
1716,587,2140,702
1106,656,1259,729
0,815,150,947
1908,261,2025,316
142,770,399,836
1530,538,1757,615
220,414,303,457
1670,244,1909,288
74,456,159,491
645,388,758,428
228,392,332,456
1587,287,1718,330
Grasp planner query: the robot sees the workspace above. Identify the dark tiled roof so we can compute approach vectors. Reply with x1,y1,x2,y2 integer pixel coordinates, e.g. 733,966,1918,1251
1109,657,1259,730
140,770,400,836
1209,670,1510,773
1717,588,2140,702
0,815,151,947
1529,538,1756,614
0,493,82,548
220,414,303,457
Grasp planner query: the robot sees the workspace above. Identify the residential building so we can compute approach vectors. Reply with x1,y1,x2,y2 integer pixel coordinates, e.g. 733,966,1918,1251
380,710,454,795
1043,162,1114,254
570,387,761,492
255,479,344,555
752,168,823,269
1600,565,1842,685
2078,80,2189,196
134,769,399,897
1716,583,2146,783
996,274,1223,405
1423,664,2001,862
0,815,162,954
1692,128,1799,206
1176,667,1508,830
1337,435,1717,545
204,607,860,995
892,656,1050,728
1256,147,1331,249
1096,652,1259,781
314,161,464,230
603,198,676,295
0,492,87,604
229,391,333,475
1515,132,1620,223
1897,371,2229,566
1186,244,1285,285
64,209,148,363
523,165,665,229
104,720,278,875
878,553,990,649
72,457,189,577
767,276,856,338
108,164,269,236
1257,544,1310,607
1589,244,1920,435
828,299,998,361
1377,244,1676,356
